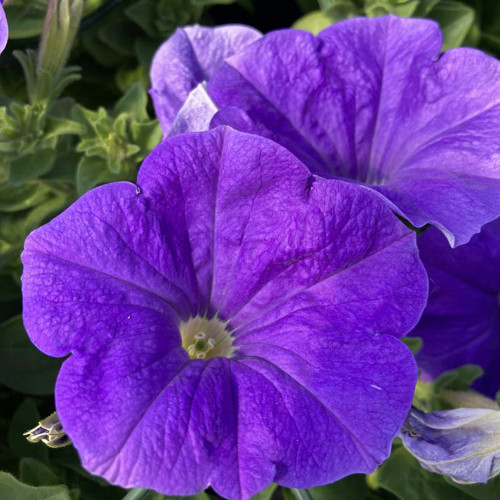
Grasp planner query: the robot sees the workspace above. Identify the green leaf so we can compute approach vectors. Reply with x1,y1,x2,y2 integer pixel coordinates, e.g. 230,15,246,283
294,1,360,33
365,0,421,18
377,447,474,500
130,121,162,158
434,364,484,392
293,11,336,34
251,483,278,500
20,458,62,487
9,149,57,186
0,183,52,213
23,192,71,234
114,84,149,122
76,156,116,195
125,0,160,37
0,274,21,305
428,0,475,49
8,399,49,464
401,336,423,355
133,491,211,500
0,316,62,395
3,2,49,39
308,475,368,499
44,118,86,140
414,0,441,17
448,475,500,500
0,471,71,500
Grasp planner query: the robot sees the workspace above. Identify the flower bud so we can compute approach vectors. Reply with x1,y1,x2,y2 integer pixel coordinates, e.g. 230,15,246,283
38,0,83,76
24,412,71,448
401,406,500,484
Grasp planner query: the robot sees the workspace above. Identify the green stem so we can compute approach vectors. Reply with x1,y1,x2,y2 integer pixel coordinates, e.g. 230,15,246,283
290,488,314,500
121,488,150,500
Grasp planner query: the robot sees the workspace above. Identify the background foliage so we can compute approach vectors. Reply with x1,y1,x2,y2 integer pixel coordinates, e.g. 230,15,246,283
1,1,500,499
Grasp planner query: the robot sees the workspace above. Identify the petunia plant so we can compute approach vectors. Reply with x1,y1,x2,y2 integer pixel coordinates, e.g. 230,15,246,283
192,16,500,247
3,1,500,499
22,127,428,499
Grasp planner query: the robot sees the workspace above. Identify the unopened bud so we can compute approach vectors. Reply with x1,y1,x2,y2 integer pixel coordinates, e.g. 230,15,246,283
38,0,83,75
401,406,500,484
24,412,71,448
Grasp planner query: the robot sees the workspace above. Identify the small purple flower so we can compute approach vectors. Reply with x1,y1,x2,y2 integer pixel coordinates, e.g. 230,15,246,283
401,406,500,484
411,220,500,397
22,128,427,499
0,0,8,56
177,15,500,247
150,24,261,135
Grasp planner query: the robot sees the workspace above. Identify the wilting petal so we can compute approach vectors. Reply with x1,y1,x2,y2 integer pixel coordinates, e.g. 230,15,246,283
0,1,8,55
401,406,500,484
209,15,500,246
150,25,261,134
411,221,500,396
168,83,218,137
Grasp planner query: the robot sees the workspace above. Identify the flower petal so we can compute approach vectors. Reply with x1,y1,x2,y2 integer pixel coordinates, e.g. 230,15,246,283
233,328,416,488
138,127,428,338
168,83,218,137
209,15,500,246
22,182,199,356
0,1,8,56
150,24,261,134
411,223,500,396
23,128,428,499
55,318,416,500
56,337,237,496
401,407,500,484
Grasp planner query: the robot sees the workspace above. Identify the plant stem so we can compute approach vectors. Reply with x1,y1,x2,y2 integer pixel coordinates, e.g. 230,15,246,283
290,488,314,500
121,488,150,500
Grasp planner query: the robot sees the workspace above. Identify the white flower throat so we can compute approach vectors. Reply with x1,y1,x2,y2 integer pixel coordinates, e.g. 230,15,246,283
180,315,236,360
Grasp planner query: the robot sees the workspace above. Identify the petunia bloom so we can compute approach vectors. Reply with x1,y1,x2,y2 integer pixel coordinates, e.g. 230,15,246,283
0,0,8,56
22,127,428,500
168,83,218,137
163,15,500,248
411,220,500,397
150,24,261,135
401,406,500,484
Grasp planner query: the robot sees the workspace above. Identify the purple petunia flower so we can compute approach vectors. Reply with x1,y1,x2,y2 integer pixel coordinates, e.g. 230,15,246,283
401,406,500,484
411,220,500,397
22,128,427,499
150,24,261,135
152,15,500,247
0,0,8,56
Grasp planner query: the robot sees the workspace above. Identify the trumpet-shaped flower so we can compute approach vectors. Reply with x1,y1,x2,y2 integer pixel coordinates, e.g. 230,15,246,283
150,24,261,135
1,0,8,55
401,406,500,484
22,128,428,500
411,220,500,397
150,15,500,247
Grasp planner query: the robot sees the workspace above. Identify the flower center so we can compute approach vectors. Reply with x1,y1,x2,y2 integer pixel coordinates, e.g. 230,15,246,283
179,315,236,360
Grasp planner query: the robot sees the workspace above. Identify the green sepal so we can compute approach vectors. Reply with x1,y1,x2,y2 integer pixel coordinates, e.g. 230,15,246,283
428,0,476,50
401,336,423,356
